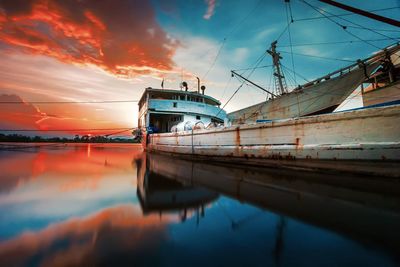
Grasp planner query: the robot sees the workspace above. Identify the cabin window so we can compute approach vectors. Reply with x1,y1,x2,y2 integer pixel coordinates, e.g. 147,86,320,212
196,115,201,120
170,115,182,122
173,102,177,108
180,95,185,101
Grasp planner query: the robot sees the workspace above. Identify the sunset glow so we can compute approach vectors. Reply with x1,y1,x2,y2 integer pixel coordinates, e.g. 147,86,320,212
0,0,398,136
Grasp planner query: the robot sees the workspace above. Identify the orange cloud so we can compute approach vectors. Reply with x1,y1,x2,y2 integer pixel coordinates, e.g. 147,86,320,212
0,0,179,77
0,94,45,130
0,94,132,135
0,204,176,267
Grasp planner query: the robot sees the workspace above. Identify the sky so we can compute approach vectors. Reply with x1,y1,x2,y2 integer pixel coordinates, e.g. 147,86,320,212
0,0,399,137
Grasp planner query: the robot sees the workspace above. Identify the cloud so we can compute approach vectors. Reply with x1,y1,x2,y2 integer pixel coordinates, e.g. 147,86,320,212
0,93,131,135
255,28,277,42
0,0,179,77
0,204,175,267
233,47,249,63
0,94,46,130
203,0,216,20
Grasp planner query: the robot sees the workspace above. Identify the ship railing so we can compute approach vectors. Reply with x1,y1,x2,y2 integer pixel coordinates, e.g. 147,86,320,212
296,42,400,90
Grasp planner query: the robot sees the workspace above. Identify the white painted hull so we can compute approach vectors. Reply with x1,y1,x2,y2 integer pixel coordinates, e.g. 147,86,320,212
146,104,400,161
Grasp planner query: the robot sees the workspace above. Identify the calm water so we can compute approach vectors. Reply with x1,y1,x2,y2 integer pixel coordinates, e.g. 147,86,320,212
0,143,399,267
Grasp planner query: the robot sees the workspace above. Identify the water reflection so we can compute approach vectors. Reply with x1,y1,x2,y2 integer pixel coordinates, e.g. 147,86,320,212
136,155,218,222
0,144,399,267
143,153,400,264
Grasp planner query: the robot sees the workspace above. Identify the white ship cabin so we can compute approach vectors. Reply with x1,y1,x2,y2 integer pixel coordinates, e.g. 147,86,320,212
138,84,227,133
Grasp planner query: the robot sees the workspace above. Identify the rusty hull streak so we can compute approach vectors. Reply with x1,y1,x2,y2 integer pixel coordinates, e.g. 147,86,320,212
235,127,241,146
145,105,400,166
234,126,241,157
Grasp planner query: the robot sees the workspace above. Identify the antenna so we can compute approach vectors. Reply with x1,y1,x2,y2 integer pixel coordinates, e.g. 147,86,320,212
267,41,288,95
196,77,200,93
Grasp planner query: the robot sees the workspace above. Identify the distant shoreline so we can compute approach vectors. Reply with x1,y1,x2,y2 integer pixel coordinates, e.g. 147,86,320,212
0,140,138,144
0,142,142,150
0,133,140,144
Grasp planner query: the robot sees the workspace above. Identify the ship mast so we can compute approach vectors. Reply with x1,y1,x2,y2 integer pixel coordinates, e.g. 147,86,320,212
267,41,288,95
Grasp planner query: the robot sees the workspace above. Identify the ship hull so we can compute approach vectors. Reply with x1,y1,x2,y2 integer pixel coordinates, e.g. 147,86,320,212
228,64,378,123
145,104,400,171
362,80,400,107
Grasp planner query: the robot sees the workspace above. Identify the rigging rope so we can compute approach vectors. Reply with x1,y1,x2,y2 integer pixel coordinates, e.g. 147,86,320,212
344,25,400,33
276,23,290,41
312,3,400,42
285,0,297,84
220,75,234,104
300,0,383,50
279,50,356,62
232,65,272,72
217,53,267,115
295,6,400,22
279,37,400,47
281,64,310,83
202,38,226,80
202,0,263,80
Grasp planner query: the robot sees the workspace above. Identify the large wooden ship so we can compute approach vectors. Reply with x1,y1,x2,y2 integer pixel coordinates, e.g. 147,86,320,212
137,42,400,166
136,2,400,171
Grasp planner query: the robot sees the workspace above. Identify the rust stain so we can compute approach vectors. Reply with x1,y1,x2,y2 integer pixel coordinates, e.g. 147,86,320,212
234,127,241,157
285,153,296,160
235,127,241,146
295,138,300,147
295,137,304,151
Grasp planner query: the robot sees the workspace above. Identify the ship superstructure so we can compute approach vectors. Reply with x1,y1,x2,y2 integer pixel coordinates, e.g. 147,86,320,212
138,84,226,134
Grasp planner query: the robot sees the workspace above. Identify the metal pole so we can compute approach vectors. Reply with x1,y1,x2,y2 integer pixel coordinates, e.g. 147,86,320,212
231,70,277,97
196,77,200,93
319,0,400,28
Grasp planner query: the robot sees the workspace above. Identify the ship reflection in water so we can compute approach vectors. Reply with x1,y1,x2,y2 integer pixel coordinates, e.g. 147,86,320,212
0,144,399,267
